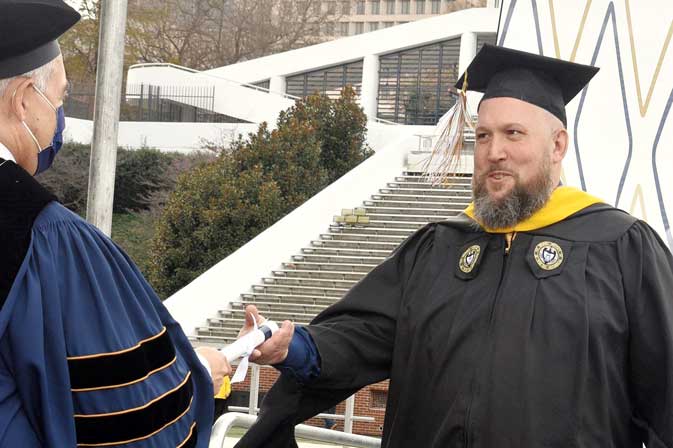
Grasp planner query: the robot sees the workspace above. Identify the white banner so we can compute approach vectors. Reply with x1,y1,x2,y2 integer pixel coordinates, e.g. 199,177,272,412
497,0,673,247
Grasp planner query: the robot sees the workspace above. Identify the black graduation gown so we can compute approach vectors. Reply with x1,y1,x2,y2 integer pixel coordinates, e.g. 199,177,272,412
237,203,673,447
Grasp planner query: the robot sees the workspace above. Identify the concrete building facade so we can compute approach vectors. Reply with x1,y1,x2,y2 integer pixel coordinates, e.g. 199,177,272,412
332,0,486,36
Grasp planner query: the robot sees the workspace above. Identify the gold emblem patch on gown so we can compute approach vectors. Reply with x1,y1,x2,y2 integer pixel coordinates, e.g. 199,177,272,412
459,245,481,273
533,241,564,270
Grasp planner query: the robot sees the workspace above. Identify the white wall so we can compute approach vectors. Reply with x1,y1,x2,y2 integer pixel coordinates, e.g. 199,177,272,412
500,0,673,247
64,118,424,154
164,131,418,336
64,118,259,153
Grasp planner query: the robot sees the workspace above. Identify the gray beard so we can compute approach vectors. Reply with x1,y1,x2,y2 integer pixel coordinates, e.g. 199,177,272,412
472,167,554,229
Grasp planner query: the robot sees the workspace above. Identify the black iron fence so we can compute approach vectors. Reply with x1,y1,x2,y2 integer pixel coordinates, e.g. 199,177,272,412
65,82,246,123
65,82,96,120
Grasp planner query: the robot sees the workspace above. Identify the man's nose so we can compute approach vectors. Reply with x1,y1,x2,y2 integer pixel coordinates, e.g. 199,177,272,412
486,135,507,163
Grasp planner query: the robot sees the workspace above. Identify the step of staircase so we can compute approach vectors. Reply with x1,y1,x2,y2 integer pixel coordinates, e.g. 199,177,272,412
220,308,317,323
358,219,432,229
364,199,465,209
291,254,386,264
328,225,417,236
262,276,357,289
371,193,471,203
387,181,471,190
320,232,406,243
240,292,340,306
380,187,472,197
367,212,457,223
282,261,377,273
395,175,472,185
230,301,327,315
251,283,348,297
365,205,461,215
310,239,400,251
301,246,392,258
272,269,365,281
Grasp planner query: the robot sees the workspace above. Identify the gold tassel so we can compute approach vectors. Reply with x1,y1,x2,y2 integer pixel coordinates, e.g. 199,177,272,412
421,72,475,187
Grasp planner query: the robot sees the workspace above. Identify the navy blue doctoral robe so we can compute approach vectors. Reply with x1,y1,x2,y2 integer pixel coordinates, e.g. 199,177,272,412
0,160,213,447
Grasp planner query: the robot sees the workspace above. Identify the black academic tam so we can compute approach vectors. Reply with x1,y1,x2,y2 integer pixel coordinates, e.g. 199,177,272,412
238,204,673,447
0,0,80,78
455,44,599,127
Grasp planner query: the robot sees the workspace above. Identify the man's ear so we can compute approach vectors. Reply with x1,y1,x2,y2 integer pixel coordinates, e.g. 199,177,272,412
552,128,569,163
10,77,34,122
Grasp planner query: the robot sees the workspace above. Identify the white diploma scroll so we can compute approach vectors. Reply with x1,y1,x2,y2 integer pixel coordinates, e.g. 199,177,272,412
221,318,279,383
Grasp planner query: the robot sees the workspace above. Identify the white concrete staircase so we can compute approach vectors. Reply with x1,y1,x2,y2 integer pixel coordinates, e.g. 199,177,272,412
193,172,472,345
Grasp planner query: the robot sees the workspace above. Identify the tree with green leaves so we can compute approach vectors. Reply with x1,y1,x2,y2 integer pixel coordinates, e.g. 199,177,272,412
148,121,323,297
148,87,371,298
278,86,372,182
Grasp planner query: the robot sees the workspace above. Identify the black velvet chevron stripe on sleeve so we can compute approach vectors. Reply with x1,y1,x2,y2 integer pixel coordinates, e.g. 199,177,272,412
67,327,176,391
74,372,194,446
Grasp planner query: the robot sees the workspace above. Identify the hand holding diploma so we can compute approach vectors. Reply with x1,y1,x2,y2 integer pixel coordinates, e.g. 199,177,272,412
237,305,295,365
194,346,232,395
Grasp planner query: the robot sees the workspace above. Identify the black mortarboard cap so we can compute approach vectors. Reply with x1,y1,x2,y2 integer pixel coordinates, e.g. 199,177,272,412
0,0,80,79
455,44,599,127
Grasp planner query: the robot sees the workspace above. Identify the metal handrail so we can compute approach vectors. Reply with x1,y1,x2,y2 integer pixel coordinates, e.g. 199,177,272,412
414,129,477,152
370,117,400,125
209,412,381,448
227,406,375,423
128,62,301,101
128,62,199,73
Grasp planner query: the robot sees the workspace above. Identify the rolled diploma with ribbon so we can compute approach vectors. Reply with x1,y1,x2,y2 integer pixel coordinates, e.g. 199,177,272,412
220,319,279,384
220,320,279,363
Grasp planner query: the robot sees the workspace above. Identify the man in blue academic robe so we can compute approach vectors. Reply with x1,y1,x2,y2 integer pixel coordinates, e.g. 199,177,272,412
0,1,229,446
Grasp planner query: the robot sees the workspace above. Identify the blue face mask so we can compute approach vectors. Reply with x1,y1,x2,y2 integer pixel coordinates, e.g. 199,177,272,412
35,106,66,175
21,85,66,175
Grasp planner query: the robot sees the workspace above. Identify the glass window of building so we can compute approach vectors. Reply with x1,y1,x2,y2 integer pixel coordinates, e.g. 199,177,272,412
382,21,394,27
339,22,350,35
327,1,337,14
386,0,395,14
286,60,364,99
369,22,380,31
377,37,461,125
477,33,497,50
356,0,365,14
371,0,381,14
342,0,351,14
252,80,270,91
431,0,440,13
400,0,410,13
415,0,425,14
354,22,364,34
